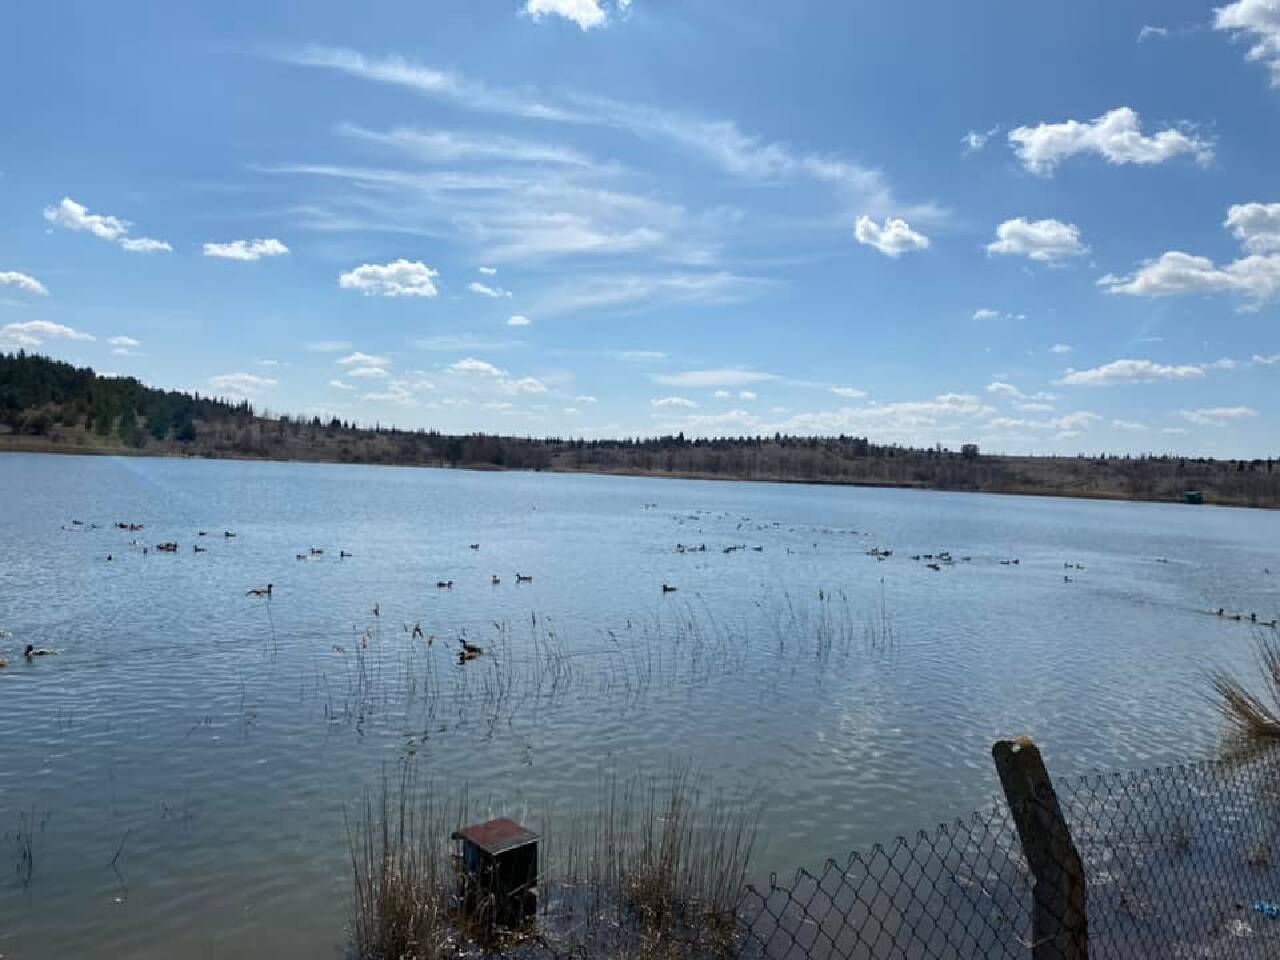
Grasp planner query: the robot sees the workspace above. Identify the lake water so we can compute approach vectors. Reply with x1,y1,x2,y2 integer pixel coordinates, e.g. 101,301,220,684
1,452,1278,958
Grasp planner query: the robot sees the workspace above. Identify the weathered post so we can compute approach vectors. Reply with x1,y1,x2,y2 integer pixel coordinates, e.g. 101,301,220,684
992,737,1087,959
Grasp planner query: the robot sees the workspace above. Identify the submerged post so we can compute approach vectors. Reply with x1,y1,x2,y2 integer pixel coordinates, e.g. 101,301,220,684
992,737,1087,960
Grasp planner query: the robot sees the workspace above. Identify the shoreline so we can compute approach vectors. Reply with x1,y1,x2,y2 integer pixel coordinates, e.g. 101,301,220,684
3,439,1273,510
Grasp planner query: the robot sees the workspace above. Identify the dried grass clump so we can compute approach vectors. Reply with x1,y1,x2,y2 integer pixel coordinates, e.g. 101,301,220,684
1210,633,1280,744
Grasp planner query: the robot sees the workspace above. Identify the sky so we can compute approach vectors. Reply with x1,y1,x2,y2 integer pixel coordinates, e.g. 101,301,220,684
3,0,1280,457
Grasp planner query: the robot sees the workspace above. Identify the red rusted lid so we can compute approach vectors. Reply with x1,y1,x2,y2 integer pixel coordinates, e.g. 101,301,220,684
451,818,539,855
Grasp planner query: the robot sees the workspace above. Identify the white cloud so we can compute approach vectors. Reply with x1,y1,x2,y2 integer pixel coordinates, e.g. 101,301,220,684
1015,401,1056,413
308,340,353,353
1162,426,1189,435
1253,353,1280,365
830,386,866,399
347,366,390,379
119,237,172,254
523,0,608,30
339,259,438,297
1215,0,1280,86
337,351,390,367
469,281,512,298
987,218,1087,262
1112,419,1147,430
362,385,416,405
575,394,598,403
507,314,531,326
738,390,757,400
972,308,1000,321
962,126,999,153
43,197,169,253
43,197,128,241
854,215,929,257
209,372,277,396
1007,107,1211,176
1050,343,1073,354
0,271,48,295
1138,24,1170,42
1051,412,1102,431
0,320,95,348
478,266,497,275
986,381,1024,398
1181,405,1258,425
450,357,506,377
499,376,548,395
652,368,779,388
1225,202,1280,253
1100,251,1280,305
1056,358,1207,385
713,390,730,399
1102,203,1280,305
108,336,141,348
203,238,290,261
653,396,697,408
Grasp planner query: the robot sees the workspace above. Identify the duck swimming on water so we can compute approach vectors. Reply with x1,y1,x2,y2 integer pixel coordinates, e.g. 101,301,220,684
24,644,56,658
246,584,273,598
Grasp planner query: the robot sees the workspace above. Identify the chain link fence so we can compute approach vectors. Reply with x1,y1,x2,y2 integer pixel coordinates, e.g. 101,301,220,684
739,742,1280,959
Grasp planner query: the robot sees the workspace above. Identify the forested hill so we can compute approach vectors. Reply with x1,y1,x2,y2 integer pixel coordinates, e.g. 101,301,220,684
2,351,1278,507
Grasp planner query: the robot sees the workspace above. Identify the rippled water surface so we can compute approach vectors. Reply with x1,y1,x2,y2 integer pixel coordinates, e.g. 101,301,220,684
1,453,1278,958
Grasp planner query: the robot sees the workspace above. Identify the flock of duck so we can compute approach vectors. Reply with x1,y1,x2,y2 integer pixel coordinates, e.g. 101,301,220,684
1216,608,1279,628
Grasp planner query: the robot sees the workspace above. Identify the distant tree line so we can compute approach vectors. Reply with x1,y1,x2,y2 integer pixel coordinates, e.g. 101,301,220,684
2,351,1278,507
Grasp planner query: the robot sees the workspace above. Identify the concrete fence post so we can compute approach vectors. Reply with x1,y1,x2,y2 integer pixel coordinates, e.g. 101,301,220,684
992,736,1088,959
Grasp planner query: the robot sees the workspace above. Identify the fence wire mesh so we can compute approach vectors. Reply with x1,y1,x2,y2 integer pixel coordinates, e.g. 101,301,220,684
738,745,1280,959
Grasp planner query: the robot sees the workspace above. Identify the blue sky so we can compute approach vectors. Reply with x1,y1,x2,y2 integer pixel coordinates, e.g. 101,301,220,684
4,0,1280,456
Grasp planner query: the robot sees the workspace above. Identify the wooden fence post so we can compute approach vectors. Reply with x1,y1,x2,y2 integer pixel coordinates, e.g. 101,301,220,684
992,736,1088,959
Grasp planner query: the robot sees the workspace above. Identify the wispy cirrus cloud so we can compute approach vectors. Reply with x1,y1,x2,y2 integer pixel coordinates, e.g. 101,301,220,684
1181,405,1258,425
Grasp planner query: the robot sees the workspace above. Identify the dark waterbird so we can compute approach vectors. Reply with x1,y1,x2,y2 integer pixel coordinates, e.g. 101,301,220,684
246,584,273,598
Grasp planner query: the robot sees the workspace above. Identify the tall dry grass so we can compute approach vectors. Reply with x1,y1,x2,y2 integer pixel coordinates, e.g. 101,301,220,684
1210,632,1280,746
347,765,758,960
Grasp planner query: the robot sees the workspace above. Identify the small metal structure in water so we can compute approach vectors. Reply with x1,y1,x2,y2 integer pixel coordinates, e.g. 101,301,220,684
452,817,539,928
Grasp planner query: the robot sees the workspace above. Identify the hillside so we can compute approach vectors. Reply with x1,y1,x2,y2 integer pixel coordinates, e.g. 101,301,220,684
2,351,1278,507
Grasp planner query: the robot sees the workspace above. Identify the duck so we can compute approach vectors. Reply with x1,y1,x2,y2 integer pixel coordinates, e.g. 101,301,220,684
926,563,941,572
491,575,501,585
457,638,483,662
516,573,533,583
310,547,324,556
412,622,424,640
469,543,480,550
296,553,307,561
373,602,380,618
246,584,273,598
340,551,352,559
198,531,208,537
1217,607,1226,616
662,583,678,593
1064,576,1073,583
24,644,56,658
193,545,207,553
224,531,236,538
435,580,454,589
